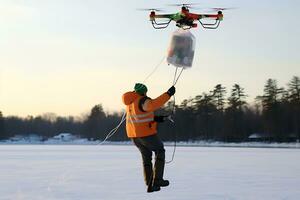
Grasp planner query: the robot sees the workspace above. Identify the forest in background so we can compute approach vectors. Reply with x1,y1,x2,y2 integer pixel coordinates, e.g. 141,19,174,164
0,76,299,142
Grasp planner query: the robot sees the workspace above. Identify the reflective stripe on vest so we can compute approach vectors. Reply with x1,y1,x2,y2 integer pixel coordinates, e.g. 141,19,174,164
127,112,154,124
127,112,153,119
127,117,154,124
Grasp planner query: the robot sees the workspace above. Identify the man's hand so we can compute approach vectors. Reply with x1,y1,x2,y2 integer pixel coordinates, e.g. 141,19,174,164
167,86,176,97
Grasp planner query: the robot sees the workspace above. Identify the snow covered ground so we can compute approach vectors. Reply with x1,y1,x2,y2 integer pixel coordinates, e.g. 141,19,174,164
0,145,299,200
1,139,300,149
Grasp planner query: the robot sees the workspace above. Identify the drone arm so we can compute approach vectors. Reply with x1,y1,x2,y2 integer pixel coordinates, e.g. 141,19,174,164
197,14,219,20
151,14,174,19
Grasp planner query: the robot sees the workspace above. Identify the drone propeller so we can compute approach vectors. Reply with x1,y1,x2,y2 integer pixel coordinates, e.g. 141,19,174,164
211,7,237,11
136,8,164,12
167,3,199,8
183,6,237,12
167,3,199,6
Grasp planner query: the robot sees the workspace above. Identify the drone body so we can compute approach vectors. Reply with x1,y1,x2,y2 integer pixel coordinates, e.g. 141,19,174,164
149,5,224,30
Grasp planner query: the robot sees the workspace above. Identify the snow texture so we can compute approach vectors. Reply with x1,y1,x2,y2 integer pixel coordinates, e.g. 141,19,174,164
1,139,300,149
0,145,299,200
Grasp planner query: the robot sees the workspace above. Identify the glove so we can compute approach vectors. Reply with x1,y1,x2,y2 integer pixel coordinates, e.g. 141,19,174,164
167,86,176,97
154,115,167,123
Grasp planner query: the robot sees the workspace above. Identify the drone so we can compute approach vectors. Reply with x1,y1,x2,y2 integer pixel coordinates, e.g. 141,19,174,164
141,4,228,30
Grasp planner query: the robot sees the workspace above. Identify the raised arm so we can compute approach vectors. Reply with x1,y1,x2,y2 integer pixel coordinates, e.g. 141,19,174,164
143,93,170,112
143,86,176,112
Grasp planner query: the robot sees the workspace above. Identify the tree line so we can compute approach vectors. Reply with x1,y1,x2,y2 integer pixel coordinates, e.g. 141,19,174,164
0,76,299,142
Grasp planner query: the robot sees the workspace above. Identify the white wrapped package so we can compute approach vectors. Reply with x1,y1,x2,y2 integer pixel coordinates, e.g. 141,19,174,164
167,29,196,68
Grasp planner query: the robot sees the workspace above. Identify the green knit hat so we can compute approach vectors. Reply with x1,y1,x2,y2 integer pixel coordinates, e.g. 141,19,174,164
134,83,148,95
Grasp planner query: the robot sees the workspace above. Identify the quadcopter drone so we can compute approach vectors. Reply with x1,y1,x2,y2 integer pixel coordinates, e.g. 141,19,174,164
142,4,228,30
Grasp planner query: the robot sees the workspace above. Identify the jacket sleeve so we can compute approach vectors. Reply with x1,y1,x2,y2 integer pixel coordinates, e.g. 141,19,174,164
143,93,171,112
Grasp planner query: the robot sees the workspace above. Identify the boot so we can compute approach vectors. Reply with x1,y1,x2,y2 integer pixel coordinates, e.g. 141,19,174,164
144,164,161,192
147,185,161,193
143,164,153,186
153,152,167,186
153,179,170,187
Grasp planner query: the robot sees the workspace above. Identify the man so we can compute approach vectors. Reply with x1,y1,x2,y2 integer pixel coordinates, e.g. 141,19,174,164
122,83,176,192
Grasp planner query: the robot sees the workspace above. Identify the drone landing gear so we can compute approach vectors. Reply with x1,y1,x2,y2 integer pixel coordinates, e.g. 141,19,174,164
151,19,172,29
198,19,221,29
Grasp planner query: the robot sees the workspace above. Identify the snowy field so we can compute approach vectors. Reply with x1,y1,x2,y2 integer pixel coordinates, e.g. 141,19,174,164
0,145,300,200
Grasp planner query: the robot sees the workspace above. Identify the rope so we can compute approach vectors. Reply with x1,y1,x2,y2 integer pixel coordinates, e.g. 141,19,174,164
96,111,126,145
165,66,184,164
173,66,178,85
173,67,184,86
165,132,177,164
142,56,165,83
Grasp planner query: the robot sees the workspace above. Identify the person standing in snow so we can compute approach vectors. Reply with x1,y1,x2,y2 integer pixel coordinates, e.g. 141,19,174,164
122,83,176,192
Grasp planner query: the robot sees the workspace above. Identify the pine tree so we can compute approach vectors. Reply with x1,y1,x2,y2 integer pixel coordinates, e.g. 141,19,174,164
287,76,300,139
288,76,300,103
192,93,216,114
228,84,247,110
258,79,285,140
261,79,284,110
179,98,193,110
84,104,106,140
191,93,217,139
225,84,248,141
211,84,227,111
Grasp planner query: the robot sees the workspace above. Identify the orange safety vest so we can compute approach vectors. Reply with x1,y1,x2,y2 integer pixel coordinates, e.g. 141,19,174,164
122,91,170,138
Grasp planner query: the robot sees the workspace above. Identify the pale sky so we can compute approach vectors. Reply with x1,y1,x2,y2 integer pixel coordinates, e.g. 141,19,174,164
0,0,299,117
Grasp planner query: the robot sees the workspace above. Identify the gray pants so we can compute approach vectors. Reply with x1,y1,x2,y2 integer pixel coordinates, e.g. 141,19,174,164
132,134,165,185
